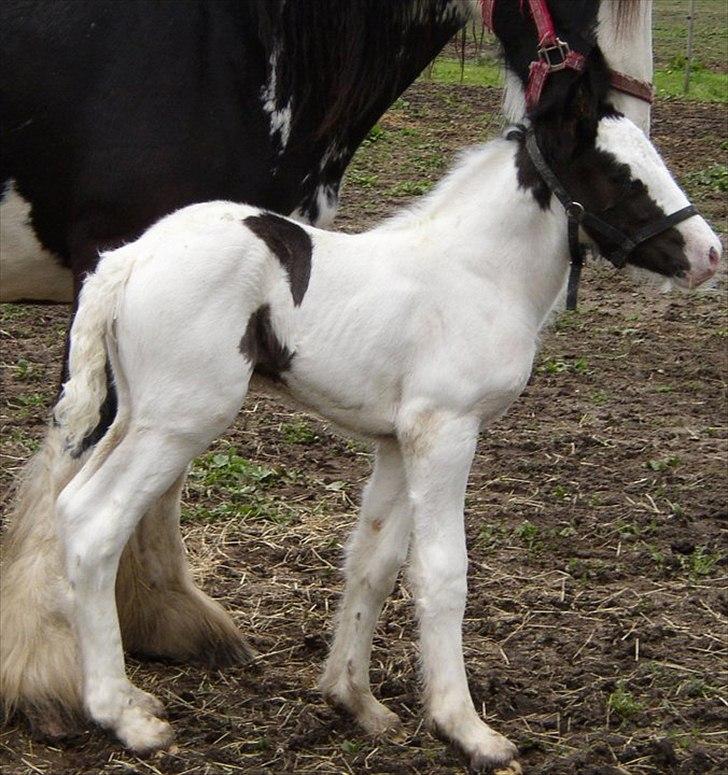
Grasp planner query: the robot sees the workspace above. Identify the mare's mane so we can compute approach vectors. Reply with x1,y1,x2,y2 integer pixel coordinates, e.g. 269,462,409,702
252,0,644,141
251,0,463,138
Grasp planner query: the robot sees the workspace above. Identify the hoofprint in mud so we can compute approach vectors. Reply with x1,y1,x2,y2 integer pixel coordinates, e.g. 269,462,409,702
52,69,719,772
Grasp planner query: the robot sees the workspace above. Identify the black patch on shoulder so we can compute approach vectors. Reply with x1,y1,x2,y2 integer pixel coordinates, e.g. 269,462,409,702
239,304,294,382
244,213,312,305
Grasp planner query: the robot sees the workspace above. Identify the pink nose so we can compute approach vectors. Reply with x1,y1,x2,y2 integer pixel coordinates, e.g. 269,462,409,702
708,246,721,268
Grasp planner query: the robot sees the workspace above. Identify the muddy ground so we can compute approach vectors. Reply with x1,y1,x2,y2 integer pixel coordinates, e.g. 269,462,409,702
1,84,726,774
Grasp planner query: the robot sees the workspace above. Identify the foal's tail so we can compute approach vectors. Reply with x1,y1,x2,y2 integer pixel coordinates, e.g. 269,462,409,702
54,244,137,455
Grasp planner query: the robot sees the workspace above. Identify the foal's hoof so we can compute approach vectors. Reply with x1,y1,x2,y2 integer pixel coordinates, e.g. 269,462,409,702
322,685,402,737
465,744,520,774
359,701,403,738
130,686,167,719
116,706,174,753
431,712,519,774
493,763,522,775
460,736,519,774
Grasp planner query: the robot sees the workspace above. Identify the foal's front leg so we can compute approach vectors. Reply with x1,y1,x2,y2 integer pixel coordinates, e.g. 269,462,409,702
320,439,412,734
401,412,519,772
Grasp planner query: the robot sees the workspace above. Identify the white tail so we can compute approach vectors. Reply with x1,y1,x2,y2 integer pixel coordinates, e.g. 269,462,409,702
54,245,137,454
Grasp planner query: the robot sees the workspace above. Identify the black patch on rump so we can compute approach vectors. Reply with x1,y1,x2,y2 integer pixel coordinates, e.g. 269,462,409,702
240,304,294,382
244,213,312,305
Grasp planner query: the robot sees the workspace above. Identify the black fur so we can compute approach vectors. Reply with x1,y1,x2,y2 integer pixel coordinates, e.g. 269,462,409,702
1,0,465,441
239,305,294,382
244,213,312,306
492,0,601,117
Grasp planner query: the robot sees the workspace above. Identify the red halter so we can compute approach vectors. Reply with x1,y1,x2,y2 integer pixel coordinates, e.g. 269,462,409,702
481,0,654,109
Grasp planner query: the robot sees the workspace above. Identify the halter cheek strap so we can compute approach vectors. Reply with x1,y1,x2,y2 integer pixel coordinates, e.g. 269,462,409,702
521,127,698,310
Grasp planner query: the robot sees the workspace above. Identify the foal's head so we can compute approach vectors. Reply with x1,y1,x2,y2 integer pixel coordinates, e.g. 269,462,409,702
514,43,721,289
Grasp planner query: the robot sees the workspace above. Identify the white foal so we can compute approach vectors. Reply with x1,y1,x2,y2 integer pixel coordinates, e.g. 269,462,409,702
53,58,720,770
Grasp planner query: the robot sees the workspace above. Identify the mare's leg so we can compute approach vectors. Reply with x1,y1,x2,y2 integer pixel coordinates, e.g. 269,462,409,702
320,439,412,734
0,240,108,738
116,477,254,666
400,411,519,772
0,425,86,738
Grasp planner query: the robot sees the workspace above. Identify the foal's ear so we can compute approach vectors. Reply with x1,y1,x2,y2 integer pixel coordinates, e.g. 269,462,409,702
530,47,612,160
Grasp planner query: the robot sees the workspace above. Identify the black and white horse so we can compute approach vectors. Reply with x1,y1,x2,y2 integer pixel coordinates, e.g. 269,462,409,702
55,39,718,769
1,0,653,742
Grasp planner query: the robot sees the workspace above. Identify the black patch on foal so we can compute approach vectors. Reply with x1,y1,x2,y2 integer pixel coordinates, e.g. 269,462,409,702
514,137,690,279
239,304,294,382
244,213,312,305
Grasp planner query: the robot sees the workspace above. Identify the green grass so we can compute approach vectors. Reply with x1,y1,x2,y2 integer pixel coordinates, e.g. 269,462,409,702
424,57,727,103
608,683,644,722
7,392,48,418
425,58,503,88
538,356,590,376
280,419,318,445
679,546,722,578
684,163,728,198
654,67,727,102
652,0,728,72
389,179,433,197
647,455,681,472
183,450,298,525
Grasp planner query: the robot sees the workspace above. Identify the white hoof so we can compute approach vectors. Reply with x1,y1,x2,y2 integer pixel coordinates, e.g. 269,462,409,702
321,680,402,736
116,705,174,753
431,709,518,773
129,686,167,718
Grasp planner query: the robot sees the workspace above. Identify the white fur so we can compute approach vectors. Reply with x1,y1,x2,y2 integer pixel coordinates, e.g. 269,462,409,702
0,181,74,302
595,118,721,285
598,0,654,134
53,116,718,767
260,47,292,151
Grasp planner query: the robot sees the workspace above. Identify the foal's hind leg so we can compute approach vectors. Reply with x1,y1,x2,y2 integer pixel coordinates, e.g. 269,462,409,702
320,439,412,734
56,423,228,752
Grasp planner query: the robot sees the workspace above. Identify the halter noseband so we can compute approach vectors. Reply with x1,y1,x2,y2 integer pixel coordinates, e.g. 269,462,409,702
511,125,698,310
481,0,654,109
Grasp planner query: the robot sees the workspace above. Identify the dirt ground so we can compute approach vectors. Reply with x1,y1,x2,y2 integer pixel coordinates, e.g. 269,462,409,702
1,84,726,775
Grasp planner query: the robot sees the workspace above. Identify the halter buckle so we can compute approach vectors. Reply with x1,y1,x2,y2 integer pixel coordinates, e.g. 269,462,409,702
566,201,585,221
537,38,571,72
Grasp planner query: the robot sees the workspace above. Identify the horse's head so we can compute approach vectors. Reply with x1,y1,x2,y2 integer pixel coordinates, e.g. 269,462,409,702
579,116,720,288
516,46,720,290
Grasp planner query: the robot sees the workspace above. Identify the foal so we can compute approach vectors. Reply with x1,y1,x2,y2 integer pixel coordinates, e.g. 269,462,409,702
54,55,719,770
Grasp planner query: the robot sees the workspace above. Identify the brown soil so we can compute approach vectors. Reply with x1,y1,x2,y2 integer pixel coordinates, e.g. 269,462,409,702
1,84,726,775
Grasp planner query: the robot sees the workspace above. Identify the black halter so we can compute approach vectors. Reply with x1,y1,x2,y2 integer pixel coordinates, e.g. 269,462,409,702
513,125,698,310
